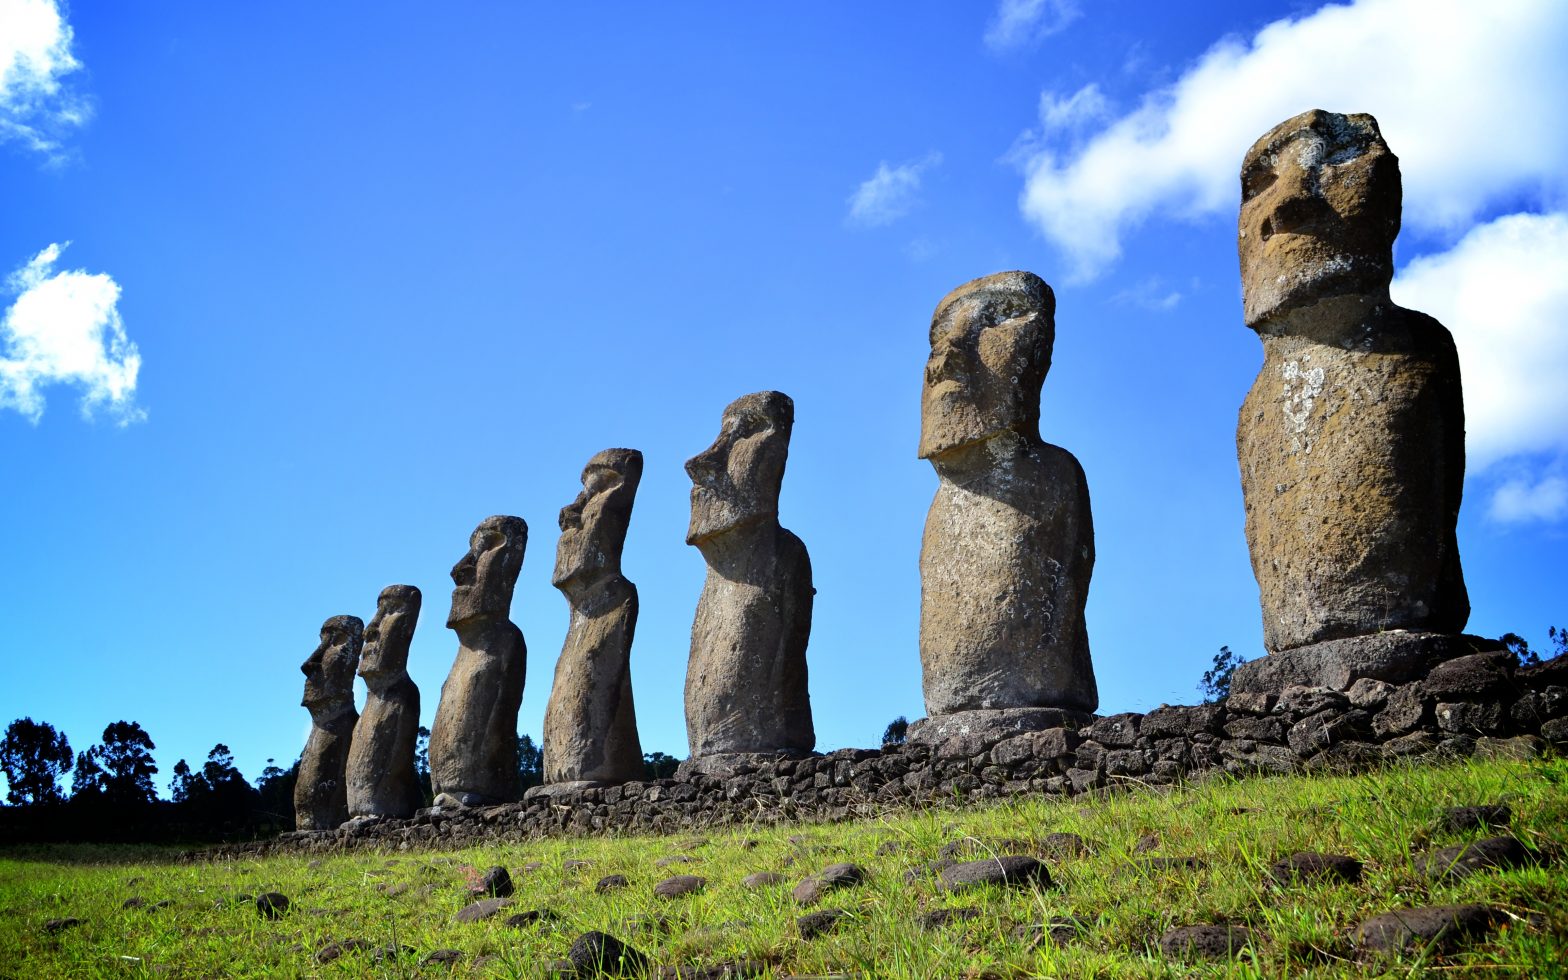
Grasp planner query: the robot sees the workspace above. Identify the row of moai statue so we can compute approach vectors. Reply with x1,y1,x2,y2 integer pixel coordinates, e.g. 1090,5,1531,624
295,108,1472,829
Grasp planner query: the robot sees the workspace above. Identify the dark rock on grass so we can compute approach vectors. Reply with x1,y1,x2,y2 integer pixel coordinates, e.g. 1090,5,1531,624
617,914,671,935
655,855,697,868
797,908,848,940
315,938,371,963
792,863,866,904
370,944,417,964
597,874,631,893
1354,904,1501,953
941,856,1051,891
917,907,980,929
472,865,513,898
567,931,649,977
654,960,770,979
42,917,83,935
874,840,901,856
121,897,171,911
1437,804,1511,833
653,875,706,899
1133,833,1160,854
564,859,593,871
506,908,561,928
255,892,290,919
454,897,511,923
1414,836,1535,881
902,859,955,884
741,871,786,889
421,948,464,968
1159,924,1256,959
1268,852,1363,886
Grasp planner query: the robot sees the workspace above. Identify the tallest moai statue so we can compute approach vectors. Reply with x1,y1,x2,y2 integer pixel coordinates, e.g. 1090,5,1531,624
1232,110,1473,692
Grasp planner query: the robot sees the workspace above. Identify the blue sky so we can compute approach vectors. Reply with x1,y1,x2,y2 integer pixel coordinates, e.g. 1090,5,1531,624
3,0,1565,796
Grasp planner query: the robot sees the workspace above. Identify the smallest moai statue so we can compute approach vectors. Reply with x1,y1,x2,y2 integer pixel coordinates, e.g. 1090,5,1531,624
346,585,423,819
295,615,362,831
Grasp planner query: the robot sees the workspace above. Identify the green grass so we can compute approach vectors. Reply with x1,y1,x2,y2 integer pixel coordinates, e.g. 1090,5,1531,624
3,756,1565,978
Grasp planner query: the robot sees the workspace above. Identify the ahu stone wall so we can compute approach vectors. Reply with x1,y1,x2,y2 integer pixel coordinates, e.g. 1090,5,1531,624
218,644,1565,857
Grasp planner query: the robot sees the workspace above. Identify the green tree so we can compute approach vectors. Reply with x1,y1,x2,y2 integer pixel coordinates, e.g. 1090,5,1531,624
881,716,909,746
643,752,680,779
1199,646,1247,703
169,759,197,803
414,725,432,804
255,757,299,829
0,717,73,805
516,734,543,792
74,721,159,805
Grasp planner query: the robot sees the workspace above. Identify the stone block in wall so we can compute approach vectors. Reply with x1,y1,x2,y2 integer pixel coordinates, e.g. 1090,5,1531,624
1086,713,1142,747
1220,741,1297,774
1346,678,1395,710
991,728,1078,767
1540,716,1568,746
1436,735,1477,758
1304,741,1382,773
1288,709,1374,757
1373,685,1429,737
1074,740,1107,770
936,733,986,761
1105,749,1152,777
907,707,1090,748
1380,731,1438,758
1142,703,1225,738
1423,652,1515,701
1436,702,1507,736
1277,686,1351,721
1066,768,1102,793
1519,657,1568,689
1151,760,1183,783
1226,692,1276,715
1153,738,1190,764
1224,715,1287,742
1474,735,1542,761
1230,632,1499,694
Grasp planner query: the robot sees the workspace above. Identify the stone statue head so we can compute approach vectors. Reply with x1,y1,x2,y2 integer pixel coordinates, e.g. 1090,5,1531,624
685,391,793,545
358,584,421,681
447,515,528,629
919,270,1054,460
1239,109,1401,327
301,614,363,710
553,448,643,589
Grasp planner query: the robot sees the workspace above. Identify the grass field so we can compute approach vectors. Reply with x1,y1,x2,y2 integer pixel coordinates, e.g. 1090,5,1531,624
2,756,1565,978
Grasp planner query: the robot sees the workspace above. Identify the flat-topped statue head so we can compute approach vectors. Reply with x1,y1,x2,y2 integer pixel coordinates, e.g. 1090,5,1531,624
553,448,643,589
301,614,363,710
447,515,528,629
919,270,1054,460
686,391,794,545
358,585,421,681
1239,109,1401,327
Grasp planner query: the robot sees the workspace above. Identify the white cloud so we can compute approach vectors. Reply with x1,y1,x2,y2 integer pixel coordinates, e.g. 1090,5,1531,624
1391,210,1568,521
1038,84,1109,134
1016,0,1568,280
0,0,89,157
1,244,144,425
984,0,1081,52
1112,277,1182,312
1488,475,1568,524
846,152,942,229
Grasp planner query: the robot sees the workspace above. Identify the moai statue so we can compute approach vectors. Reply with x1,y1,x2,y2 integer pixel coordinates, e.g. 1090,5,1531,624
295,615,362,831
1230,110,1473,694
428,515,528,806
912,270,1097,743
538,449,645,793
683,391,815,766
346,585,423,819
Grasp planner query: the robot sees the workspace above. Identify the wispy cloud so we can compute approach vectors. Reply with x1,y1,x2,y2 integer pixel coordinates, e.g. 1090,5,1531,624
1,244,145,425
0,0,90,159
1013,0,1568,280
1391,211,1568,522
984,0,1081,53
846,152,942,229
1112,277,1183,312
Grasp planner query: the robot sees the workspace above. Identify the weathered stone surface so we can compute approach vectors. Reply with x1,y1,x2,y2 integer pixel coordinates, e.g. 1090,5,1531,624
471,865,512,898
595,875,629,894
1159,924,1254,959
1437,804,1510,833
1373,683,1428,736
454,897,510,923
566,931,648,977
1475,735,1543,760
907,708,1087,747
1232,634,1489,696
1268,852,1362,885
1414,836,1534,881
652,875,706,899
1237,110,1468,656
347,585,423,820
1142,703,1224,738
543,449,645,787
429,516,529,806
1353,904,1500,953
941,855,1052,891
741,871,785,889
792,863,865,904
796,909,847,939
685,392,814,759
255,892,290,919
295,615,362,831
1423,651,1514,701
1287,709,1373,756
918,271,1097,716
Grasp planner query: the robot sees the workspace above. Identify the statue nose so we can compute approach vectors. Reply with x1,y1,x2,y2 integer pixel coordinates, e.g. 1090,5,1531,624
686,443,724,483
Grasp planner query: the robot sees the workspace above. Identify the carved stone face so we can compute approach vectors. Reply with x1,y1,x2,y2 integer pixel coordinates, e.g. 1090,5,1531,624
358,585,421,679
447,515,528,628
301,615,363,709
1239,109,1401,327
685,391,793,545
919,270,1053,460
553,448,643,588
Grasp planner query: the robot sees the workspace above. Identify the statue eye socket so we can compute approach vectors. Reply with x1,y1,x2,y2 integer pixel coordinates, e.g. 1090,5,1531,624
1243,169,1277,202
